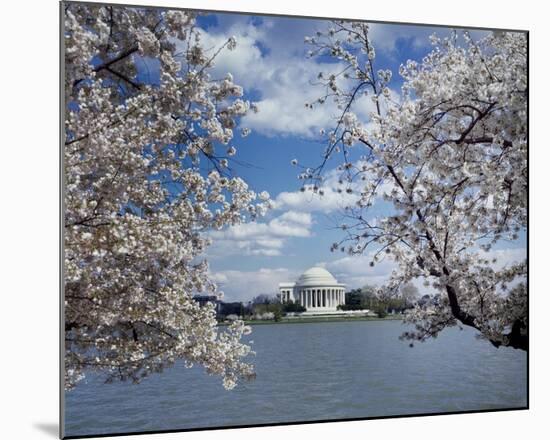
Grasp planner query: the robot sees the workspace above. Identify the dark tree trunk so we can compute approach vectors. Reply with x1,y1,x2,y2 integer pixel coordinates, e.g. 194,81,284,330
445,285,528,351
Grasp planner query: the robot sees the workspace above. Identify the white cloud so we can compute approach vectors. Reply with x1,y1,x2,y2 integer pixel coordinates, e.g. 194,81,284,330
272,159,395,214
210,267,301,302
207,210,313,258
194,17,349,138
273,187,358,214
273,210,311,225
318,252,397,290
483,247,527,269
199,22,264,85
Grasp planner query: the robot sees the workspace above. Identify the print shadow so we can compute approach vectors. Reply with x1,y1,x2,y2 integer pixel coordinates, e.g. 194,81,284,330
34,422,58,438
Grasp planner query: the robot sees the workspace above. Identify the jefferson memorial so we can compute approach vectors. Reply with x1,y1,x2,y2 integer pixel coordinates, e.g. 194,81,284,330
278,267,346,312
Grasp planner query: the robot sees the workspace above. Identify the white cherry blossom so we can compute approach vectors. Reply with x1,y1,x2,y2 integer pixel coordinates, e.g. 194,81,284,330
306,23,527,350
63,4,270,390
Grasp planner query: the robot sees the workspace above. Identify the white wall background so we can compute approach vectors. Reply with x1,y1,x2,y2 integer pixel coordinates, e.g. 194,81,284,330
1,0,547,439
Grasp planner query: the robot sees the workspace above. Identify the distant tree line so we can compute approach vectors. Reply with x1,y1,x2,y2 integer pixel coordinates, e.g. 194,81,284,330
201,283,427,321
200,294,306,322
338,284,420,318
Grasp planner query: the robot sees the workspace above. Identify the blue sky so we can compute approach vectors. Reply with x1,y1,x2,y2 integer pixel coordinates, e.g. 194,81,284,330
165,12,526,302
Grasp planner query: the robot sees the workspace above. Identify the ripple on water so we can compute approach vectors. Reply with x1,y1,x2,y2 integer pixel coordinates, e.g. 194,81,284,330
65,320,527,436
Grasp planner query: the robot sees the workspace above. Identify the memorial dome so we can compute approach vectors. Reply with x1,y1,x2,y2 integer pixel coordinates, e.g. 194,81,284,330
296,267,338,286
278,267,346,312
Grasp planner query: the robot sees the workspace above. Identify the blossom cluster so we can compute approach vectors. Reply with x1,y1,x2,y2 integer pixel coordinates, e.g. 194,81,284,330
306,23,527,349
64,4,268,390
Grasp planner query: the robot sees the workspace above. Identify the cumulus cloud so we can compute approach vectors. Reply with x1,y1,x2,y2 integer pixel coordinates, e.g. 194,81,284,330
273,187,358,214
272,159,395,215
194,17,356,137
207,210,313,258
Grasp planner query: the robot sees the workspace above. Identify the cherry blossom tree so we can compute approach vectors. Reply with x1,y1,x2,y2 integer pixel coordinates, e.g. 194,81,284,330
303,23,527,350
63,4,269,390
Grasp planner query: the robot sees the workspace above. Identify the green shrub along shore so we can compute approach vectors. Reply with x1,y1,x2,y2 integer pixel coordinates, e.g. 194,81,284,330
241,315,404,325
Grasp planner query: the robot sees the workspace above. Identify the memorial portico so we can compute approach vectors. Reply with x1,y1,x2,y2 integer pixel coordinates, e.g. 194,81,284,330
278,267,346,312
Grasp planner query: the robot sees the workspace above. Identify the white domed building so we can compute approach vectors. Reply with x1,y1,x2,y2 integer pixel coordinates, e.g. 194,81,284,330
278,267,346,313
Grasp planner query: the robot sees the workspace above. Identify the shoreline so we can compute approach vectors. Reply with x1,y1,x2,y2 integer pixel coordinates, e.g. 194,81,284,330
218,315,404,326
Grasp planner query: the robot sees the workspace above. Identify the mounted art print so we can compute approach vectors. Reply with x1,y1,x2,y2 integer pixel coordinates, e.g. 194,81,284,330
61,1,528,438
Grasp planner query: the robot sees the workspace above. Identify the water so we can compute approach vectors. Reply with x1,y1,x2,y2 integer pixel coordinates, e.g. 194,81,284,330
64,320,527,437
